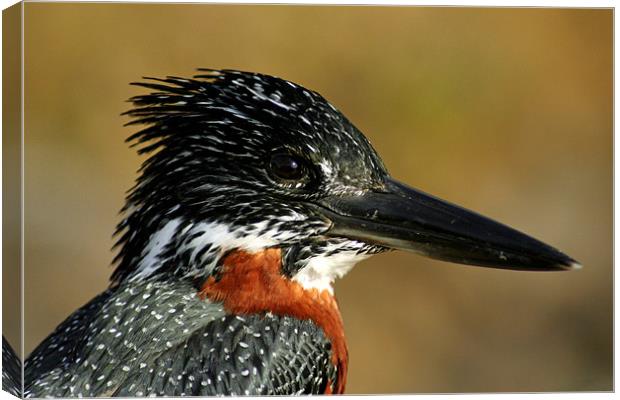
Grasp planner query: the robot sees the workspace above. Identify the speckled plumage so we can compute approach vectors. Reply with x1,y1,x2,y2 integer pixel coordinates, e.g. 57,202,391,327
25,280,335,397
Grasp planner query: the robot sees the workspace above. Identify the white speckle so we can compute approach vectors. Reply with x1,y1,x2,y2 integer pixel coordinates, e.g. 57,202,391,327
122,366,130,372
245,86,294,110
96,344,105,351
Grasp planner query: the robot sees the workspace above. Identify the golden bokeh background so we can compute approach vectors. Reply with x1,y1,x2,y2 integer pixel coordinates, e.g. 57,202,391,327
13,4,612,393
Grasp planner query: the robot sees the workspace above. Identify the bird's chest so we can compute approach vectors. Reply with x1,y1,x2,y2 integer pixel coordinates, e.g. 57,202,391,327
182,313,340,395
198,248,349,394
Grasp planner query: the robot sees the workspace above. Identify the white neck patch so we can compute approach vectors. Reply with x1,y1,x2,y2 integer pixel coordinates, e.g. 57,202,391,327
292,251,370,295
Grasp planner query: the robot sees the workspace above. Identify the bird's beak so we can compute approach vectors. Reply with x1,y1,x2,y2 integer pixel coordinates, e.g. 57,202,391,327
316,177,579,271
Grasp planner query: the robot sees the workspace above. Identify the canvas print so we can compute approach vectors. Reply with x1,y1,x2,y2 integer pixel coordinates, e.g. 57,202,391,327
2,3,612,397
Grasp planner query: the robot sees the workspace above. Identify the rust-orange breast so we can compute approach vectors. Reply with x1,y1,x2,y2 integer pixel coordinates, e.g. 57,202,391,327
198,248,348,394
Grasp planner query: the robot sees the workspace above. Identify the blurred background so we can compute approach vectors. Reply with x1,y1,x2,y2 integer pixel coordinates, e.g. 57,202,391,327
13,4,611,393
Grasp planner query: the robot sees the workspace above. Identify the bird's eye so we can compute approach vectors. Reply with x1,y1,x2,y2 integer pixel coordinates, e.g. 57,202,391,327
269,153,306,181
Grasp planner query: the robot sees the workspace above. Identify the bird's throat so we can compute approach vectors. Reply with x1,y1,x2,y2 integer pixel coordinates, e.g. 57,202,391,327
198,248,348,394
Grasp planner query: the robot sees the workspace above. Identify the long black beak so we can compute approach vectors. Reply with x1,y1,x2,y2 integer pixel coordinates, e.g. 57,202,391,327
316,177,579,271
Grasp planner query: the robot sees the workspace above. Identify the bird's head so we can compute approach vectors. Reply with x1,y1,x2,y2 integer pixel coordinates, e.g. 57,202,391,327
112,69,578,292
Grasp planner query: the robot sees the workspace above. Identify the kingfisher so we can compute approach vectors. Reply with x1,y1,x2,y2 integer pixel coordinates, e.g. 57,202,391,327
8,69,579,397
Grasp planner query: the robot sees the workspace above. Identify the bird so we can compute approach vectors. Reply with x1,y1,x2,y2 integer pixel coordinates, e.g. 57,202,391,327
7,69,579,397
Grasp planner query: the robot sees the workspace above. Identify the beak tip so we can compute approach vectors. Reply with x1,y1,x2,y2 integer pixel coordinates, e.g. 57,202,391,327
551,255,582,271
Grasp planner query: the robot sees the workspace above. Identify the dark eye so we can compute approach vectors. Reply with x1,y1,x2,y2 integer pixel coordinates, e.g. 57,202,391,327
269,153,306,181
